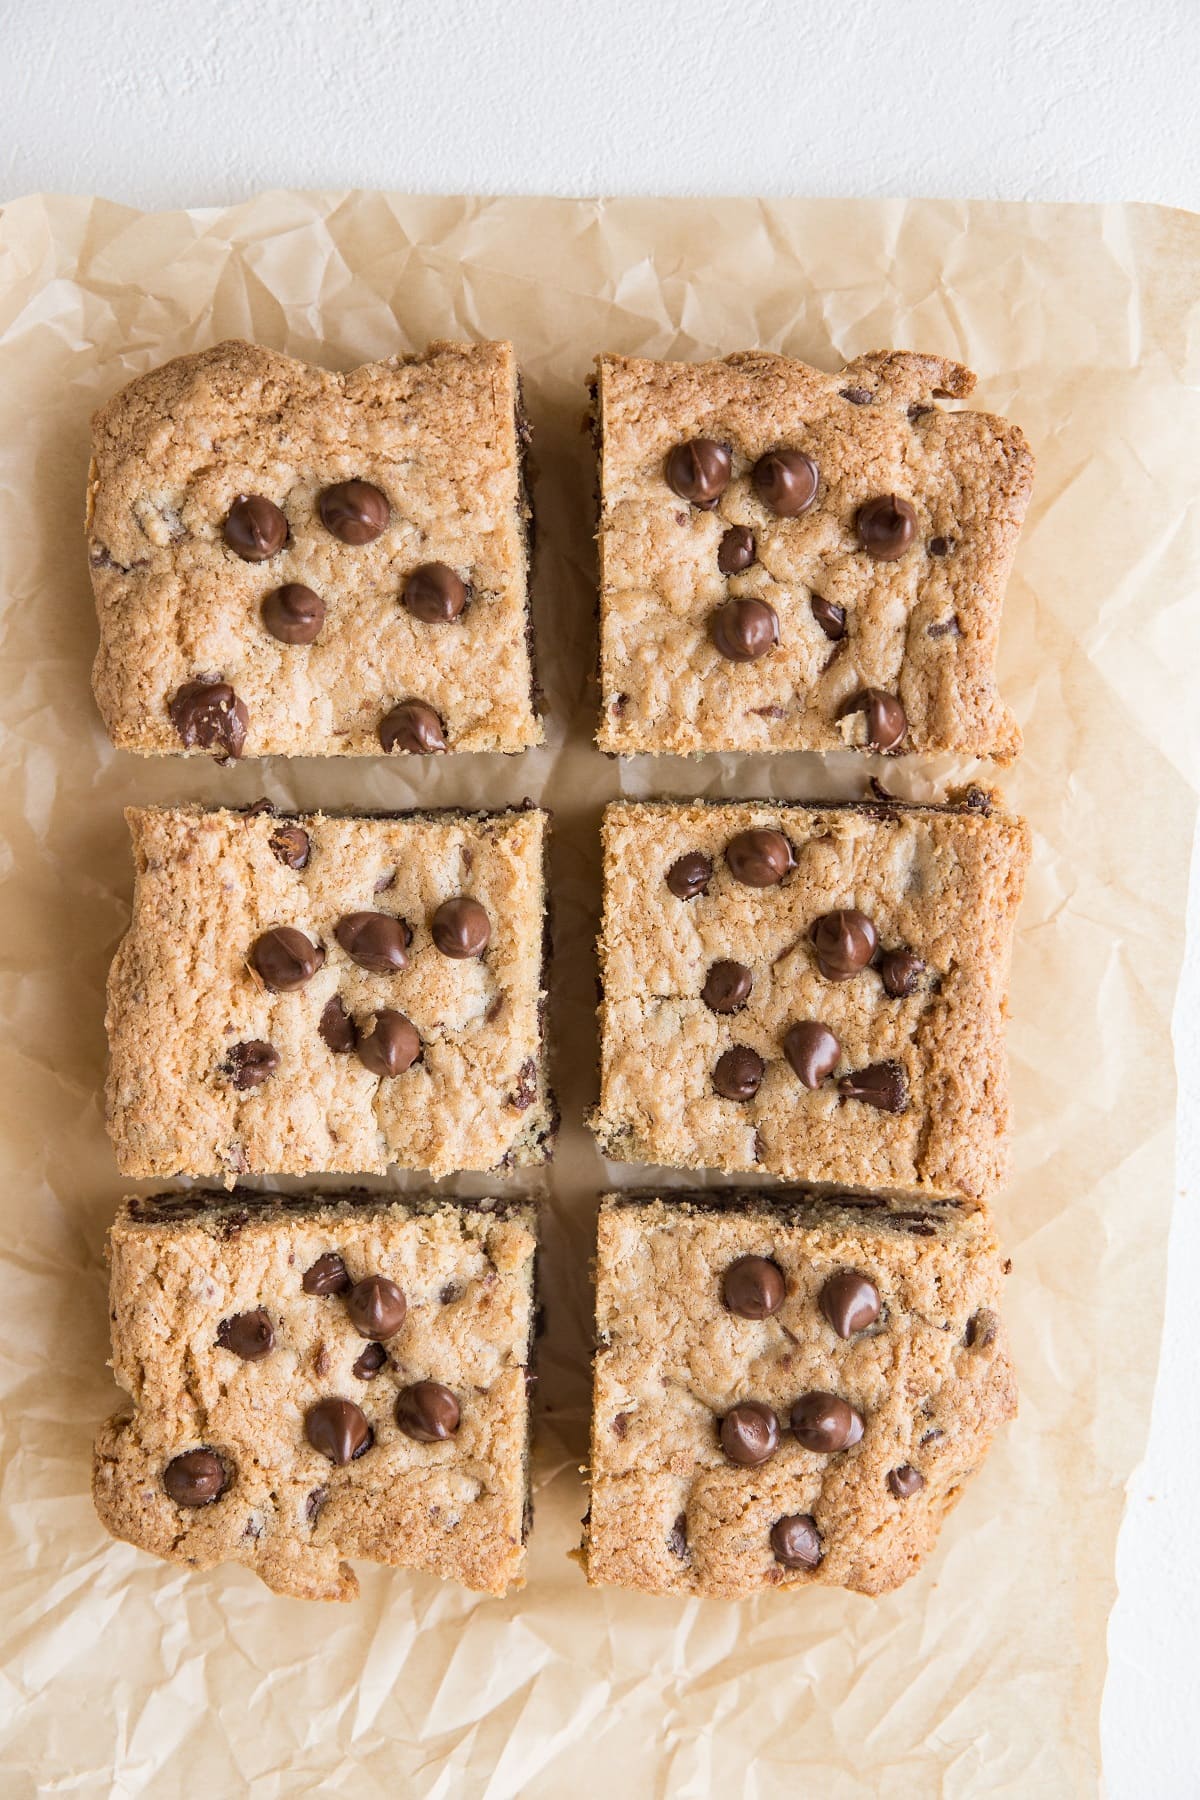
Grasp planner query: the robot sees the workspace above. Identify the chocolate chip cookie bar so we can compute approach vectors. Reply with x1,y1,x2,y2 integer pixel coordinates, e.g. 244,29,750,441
106,804,552,1180
88,338,540,758
594,350,1032,760
591,797,1029,1200
582,1194,1015,1598
93,1192,537,1599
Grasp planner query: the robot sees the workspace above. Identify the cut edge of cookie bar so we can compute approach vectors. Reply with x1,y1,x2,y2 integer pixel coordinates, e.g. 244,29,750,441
92,1190,539,1601
580,1191,1016,1599
589,791,1030,1202
105,802,555,1182
87,337,542,758
593,348,1032,762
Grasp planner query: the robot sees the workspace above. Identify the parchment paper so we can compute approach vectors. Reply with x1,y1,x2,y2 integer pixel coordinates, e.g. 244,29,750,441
0,192,1196,1799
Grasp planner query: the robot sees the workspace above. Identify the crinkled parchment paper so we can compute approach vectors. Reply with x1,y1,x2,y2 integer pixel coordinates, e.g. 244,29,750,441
0,193,1197,1798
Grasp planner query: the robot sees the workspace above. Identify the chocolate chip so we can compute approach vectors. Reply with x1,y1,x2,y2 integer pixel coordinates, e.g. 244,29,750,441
379,699,447,754
439,1283,461,1305
163,1448,227,1506
840,386,872,405
305,1486,327,1522
709,597,779,662
357,1010,420,1078
751,449,818,517
721,1255,785,1320
168,679,248,759
839,1061,908,1111
719,1401,780,1466
927,616,962,638
965,1309,999,1349
216,1309,275,1360
303,1253,351,1296
223,1039,279,1089
612,1411,630,1439
431,896,491,959
790,1391,864,1453
507,1057,538,1110
783,1020,841,1088
402,562,468,622
701,959,753,1014
248,926,324,992
888,1465,925,1498
819,1270,881,1338
305,1397,373,1465
318,994,357,1054
334,911,410,973
224,494,288,561
845,687,908,752
664,438,731,507
261,583,324,645
879,948,925,997
810,595,846,640
269,823,310,869
667,1512,689,1557
345,1275,407,1340
717,524,757,573
856,494,917,560
810,909,877,980
318,480,389,545
770,1513,822,1569
726,828,793,888
712,1045,765,1101
352,1343,387,1380
929,536,951,556
666,851,712,900
395,1381,461,1441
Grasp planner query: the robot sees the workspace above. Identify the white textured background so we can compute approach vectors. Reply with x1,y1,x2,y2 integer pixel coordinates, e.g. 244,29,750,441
2,1,1198,1792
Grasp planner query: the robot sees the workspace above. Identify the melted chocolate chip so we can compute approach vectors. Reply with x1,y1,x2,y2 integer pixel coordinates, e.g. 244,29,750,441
356,1010,420,1078
269,823,310,869
709,597,779,662
216,1309,275,1360
249,926,324,991
810,909,877,980
770,1513,822,1569
879,948,925,997
163,1448,227,1506
353,1342,387,1380
306,1486,327,1522
223,1040,279,1089
334,911,410,973
790,1391,864,1453
751,449,818,517
838,1061,908,1111
402,562,468,622
717,524,757,573
318,480,389,545
819,1270,881,1338
712,1045,765,1101
726,828,793,887
379,699,447,754
783,1020,841,1088
664,438,732,507
856,494,917,560
168,680,248,759
719,1401,780,1466
262,583,324,644
701,959,753,1014
667,1513,689,1558
722,1255,785,1320
927,615,962,638
431,896,491,959
305,1397,373,1465
810,595,846,640
318,994,357,1053
845,688,907,752
888,1465,925,1498
302,1253,350,1296
928,536,951,557
965,1309,999,1349
224,494,288,561
395,1381,461,1442
839,386,872,405
666,851,712,900
345,1275,407,1340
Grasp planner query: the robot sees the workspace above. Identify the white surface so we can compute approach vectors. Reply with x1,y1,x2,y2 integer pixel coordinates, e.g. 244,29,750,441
2,2,1198,1792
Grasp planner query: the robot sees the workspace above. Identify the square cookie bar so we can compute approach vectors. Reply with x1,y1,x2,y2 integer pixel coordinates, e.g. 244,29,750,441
591,797,1029,1201
594,350,1032,760
88,338,540,757
93,1192,537,1600
106,804,553,1180
582,1194,1016,1598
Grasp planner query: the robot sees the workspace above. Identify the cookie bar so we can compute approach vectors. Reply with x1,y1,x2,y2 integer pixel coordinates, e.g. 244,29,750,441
591,797,1029,1200
93,1192,537,1600
106,804,553,1180
582,1194,1015,1598
594,350,1032,760
88,339,540,757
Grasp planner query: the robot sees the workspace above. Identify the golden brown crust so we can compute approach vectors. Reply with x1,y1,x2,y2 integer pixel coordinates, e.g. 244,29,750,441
595,349,1032,759
583,1195,1016,1598
88,339,541,756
